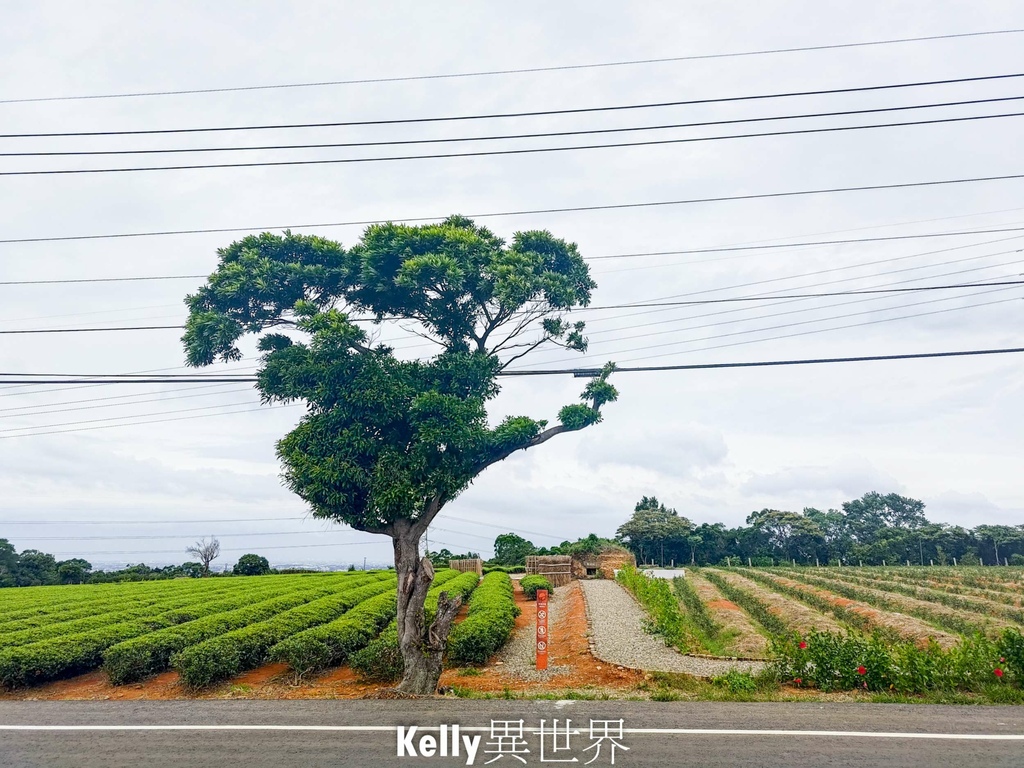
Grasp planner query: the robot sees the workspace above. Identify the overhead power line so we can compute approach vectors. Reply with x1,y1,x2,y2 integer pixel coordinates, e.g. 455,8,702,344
5,172,1024,245
4,72,1021,139
1,346,1022,387
4,30,1019,105
6,110,1022,176
509,346,1024,375
0,275,207,286
4,279,1023,336
6,225,1024,288
0,325,183,335
6,95,1023,158
1,516,306,525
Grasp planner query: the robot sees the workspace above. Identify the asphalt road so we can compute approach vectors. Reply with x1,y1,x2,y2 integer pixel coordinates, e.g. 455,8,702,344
1,700,1022,768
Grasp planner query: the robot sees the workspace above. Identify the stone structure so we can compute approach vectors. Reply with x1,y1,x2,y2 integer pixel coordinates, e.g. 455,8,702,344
570,546,636,579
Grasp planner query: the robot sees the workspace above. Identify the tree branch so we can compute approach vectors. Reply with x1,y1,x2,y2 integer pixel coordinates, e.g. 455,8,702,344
471,423,570,475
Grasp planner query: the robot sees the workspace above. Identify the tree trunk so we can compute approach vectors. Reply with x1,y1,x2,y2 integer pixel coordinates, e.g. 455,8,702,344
392,519,462,695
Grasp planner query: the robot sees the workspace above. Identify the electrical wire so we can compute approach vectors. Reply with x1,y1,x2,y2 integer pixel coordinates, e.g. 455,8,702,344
6,72,1021,138
6,226,1024,290
3,278,1022,338
4,172,1024,245
6,110,1022,176
0,386,254,420
7,95,1023,158
5,29,1019,105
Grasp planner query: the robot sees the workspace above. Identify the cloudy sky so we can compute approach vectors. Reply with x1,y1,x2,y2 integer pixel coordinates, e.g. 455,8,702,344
1,1,1022,569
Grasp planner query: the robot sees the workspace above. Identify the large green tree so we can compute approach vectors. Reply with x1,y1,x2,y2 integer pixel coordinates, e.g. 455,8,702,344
182,217,617,694
492,533,537,566
616,496,692,565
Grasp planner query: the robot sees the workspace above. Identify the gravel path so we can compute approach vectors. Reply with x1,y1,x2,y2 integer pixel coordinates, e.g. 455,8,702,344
579,580,767,677
492,584,572,682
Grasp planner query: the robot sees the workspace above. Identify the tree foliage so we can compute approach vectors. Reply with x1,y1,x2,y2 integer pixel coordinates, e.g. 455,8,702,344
181,217,618,693
233,554,271,576
492,533,537,566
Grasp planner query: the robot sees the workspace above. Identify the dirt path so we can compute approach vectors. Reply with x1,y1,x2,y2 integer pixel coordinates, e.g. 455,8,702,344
580,580,766,677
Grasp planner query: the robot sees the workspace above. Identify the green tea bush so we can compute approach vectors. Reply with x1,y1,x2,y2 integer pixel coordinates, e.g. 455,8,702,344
520,575,554,600
349,570,478,681
446,572,519,665
172,578,395,688
269,590,398,679
102,580,360,685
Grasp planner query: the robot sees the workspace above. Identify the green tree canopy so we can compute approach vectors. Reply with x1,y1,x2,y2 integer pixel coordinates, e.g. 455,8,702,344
233,553,271,576
492,533,537,566
182,216,617,693
616,496,693,565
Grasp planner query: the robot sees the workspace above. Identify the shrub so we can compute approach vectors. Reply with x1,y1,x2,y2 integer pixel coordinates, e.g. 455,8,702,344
672,576,720,641
102,579,361,685
776,630,1014,693
0,577,358,688
269,590,398,679
446,572,519,665
616,566,691,651
509,566,526,574
172,578,396,688
999,628,1024,681
520,575,554,600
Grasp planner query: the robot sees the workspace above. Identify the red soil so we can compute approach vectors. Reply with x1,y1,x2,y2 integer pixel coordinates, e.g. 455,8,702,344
1,580,641,701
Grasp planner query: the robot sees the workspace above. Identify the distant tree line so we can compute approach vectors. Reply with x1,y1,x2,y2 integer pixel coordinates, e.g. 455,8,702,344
615,493,1024,567
0,538,278,587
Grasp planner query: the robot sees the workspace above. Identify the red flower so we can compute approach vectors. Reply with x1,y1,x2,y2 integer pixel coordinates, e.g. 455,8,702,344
857,666,867,675
798,641,807,649
994,668,1004,678
794,677,802,684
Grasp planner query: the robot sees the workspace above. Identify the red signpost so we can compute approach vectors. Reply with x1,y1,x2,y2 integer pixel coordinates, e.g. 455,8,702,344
536,588,549,670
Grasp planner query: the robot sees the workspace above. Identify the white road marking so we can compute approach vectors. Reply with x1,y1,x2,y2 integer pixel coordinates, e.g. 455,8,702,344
0,725,1021,740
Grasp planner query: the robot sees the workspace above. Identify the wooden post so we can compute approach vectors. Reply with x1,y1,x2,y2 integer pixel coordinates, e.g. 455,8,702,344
536,589,549,671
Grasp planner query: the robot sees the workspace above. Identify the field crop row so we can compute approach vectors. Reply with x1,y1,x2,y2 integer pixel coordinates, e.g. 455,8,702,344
0,572,377,688
173,576,397,688
622,567,1024,693
769,569,1014,639
446,571,518,665
803,568,1024,618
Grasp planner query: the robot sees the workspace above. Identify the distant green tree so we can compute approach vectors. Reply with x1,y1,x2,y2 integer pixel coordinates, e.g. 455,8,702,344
746,509,825,563
181,217,617,693
841,492,927,542
233,553,271,576
616,496,692,566
973,525,1024,565
56,558,92,584
492,533,537,566
426,548,480,568
0,539,16,587
14,550,59,586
